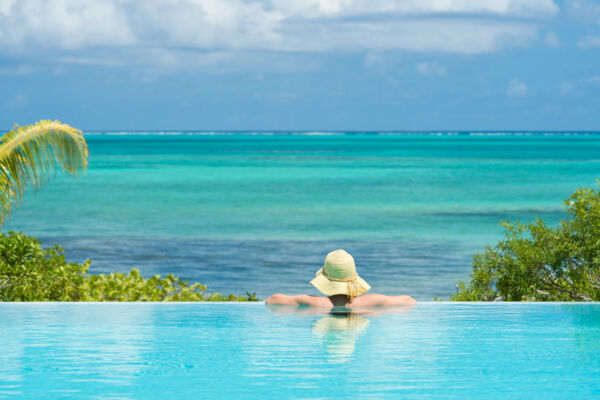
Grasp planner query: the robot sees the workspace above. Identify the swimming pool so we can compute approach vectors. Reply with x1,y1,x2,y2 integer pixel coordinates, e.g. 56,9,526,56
1,303,599,399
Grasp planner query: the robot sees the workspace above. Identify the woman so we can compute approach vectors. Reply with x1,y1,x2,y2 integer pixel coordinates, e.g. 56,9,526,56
265,249,417,308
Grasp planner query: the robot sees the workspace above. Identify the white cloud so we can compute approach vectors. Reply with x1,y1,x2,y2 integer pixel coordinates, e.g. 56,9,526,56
0,65,36,75
3,94,27,109
361,52,405,86
558,81,574,94
363,52,387,68
0,0,559,69
584,75,600,86
578,35,600,48
415,62,446,76
506,79,528,98
565,0,600,24
0,1,134,50
557,76,600,96
268,0,558,18
543,32,561,46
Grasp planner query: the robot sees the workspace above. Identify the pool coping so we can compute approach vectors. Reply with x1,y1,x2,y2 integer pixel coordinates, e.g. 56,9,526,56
1,301,599,305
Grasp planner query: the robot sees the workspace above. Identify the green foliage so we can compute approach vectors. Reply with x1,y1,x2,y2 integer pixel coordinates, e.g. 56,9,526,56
82,270,258,301
453,185,600,302
0,121,88,226
0,232,259,302
0,232,89,301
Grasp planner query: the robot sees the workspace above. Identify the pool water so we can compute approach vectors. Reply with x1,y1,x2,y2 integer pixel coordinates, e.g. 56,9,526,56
1,303,599,399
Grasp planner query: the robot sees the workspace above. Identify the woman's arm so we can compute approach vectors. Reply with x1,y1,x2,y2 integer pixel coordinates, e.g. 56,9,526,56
265,293,300,305
265,294,324,306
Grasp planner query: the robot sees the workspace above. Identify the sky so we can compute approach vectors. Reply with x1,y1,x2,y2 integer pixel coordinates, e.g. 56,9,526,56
0,0,599,131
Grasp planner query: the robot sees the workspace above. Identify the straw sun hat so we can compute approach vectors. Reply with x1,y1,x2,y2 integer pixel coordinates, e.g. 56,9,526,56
310,249,371,300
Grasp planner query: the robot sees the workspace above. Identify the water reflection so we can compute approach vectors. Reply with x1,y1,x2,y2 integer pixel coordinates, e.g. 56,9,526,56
313,314,370,363
266,305,415,363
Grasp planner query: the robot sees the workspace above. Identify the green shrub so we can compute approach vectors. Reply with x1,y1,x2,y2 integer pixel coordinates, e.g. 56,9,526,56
0,232,258,302
453,185,600,302
0,232,88,301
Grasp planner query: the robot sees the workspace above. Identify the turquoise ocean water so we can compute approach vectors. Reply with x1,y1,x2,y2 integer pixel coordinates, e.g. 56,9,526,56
4,132,600,299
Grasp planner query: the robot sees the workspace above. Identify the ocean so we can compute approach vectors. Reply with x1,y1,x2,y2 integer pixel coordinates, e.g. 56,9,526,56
4,132,599,300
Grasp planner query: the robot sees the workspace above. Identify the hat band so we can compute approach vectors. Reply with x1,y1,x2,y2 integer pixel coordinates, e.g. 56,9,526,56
322,269,358,282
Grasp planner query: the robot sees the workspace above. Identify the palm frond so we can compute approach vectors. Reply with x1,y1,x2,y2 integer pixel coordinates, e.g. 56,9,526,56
0,120,88,226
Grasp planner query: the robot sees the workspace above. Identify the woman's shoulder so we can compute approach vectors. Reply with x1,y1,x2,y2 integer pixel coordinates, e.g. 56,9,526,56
265,293,332,306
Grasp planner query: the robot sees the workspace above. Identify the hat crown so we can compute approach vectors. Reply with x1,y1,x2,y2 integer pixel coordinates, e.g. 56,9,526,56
323,249,356,279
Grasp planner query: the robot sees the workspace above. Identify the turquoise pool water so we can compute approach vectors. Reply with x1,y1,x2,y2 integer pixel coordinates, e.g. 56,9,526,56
1,303,599,399
4,133,600,299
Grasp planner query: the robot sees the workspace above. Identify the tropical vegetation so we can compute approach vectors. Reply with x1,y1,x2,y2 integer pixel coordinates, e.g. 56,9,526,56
0,120,88,226
0,121,257,301
0,231,258,301
453,185,600,302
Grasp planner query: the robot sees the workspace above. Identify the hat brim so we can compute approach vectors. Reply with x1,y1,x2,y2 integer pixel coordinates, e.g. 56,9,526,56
310,268,371,297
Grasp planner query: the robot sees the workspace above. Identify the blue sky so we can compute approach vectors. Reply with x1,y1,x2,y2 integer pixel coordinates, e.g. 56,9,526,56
1,0,599,131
